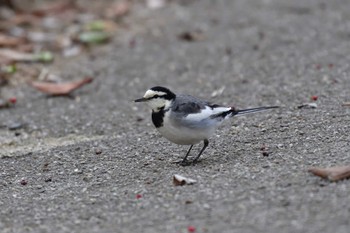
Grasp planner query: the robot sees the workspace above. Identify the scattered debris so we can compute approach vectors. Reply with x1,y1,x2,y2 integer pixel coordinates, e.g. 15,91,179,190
173,174,197,186
0,0,137,87
0,97,16,109
95,148,102,155
1,64,17,74
187,226,196,233
78,31,110,44
342,102,350,107
20,179,28,185
7,121,23,130
0,34,25,46
84,20,117,32
62,45,82,57
24,0,76,16
42,162,50,172
147,0,165,9
297,103,317,109
260,145,270,157
311,95,318,101
185,200,193,204
178,29,205,42
8,97,17,104
0,49,53,63
211,86,225,98
29,77,93,96
136,116,144,122
309,165,350,181
105,1,131,19
44,177,52,182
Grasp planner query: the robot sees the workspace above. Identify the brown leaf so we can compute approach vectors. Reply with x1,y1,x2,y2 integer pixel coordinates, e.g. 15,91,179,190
0,56,14,65
308,165,350,181
178,30,205,42
105,1,131,19
173,174,196,186
0,49,53,62
342,102,350,107
25,1,75,16
6,14,40,26
30,77,93,96
0,34,25,47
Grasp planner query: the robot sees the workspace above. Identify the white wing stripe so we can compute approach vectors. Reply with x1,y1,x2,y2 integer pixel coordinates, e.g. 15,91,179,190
184,106,231,121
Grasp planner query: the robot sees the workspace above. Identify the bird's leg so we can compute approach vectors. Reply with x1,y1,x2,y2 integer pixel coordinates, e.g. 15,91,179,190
178,145,194,166
192,139,209,164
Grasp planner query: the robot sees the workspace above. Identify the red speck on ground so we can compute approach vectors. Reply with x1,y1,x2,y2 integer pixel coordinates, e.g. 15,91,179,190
311,95,318,101
188,226,196,232
136,194,142,199
8,97,17,104
328,63,334,68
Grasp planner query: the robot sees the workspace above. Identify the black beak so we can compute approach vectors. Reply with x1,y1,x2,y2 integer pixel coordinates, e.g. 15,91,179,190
134,97,147,102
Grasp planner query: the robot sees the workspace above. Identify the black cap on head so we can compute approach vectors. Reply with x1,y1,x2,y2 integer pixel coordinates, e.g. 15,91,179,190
150,86,176,100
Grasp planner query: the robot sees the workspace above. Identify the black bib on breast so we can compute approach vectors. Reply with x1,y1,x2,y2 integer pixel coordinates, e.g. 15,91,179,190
152,108,165,128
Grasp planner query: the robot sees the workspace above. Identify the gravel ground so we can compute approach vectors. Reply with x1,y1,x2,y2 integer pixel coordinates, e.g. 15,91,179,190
1,0,350,232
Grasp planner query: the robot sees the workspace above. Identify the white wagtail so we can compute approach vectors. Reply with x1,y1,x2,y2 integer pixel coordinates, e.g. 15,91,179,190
135,86,278,165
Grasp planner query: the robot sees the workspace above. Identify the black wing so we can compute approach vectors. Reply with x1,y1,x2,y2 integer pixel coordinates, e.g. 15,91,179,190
171,94,222,115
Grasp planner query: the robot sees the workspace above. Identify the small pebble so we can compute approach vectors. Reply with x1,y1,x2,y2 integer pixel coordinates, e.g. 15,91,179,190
262,151,269,157
20,179,28,185
7,122,23,130
95,148,102,155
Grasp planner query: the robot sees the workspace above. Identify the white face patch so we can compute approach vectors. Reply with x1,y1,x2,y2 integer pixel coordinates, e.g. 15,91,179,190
143,89,170,111
143,90,166,99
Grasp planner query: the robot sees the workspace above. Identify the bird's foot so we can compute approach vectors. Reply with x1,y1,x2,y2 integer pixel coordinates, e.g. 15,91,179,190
174,159,191,166
174,159,200,166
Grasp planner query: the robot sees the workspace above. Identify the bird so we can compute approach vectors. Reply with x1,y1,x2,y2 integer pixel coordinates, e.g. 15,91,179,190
135,86,278,166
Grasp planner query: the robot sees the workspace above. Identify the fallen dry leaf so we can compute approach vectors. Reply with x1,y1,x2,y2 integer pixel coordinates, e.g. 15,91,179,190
308,165,350,181
27,0,75,16
0,56,14,65
0,34,25,47
0,49,53,62
173,174,197,186
178,30,205,42
342,102,350,107
147,0,165,9
30,77,93,96
5,14,40,27
105,0,131,19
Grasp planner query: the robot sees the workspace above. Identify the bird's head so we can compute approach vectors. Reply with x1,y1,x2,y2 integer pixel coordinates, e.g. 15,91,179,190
134,86,176,111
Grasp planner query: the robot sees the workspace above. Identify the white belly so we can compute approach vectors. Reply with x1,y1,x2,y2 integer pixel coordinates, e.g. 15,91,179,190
157,125,214,145
157,114,217,145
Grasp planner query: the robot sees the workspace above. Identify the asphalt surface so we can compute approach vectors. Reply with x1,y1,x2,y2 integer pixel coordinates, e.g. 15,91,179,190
1,0,350,232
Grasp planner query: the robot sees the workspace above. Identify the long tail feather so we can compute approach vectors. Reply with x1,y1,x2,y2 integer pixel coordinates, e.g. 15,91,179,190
210,106,278,119
234,106,279,116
